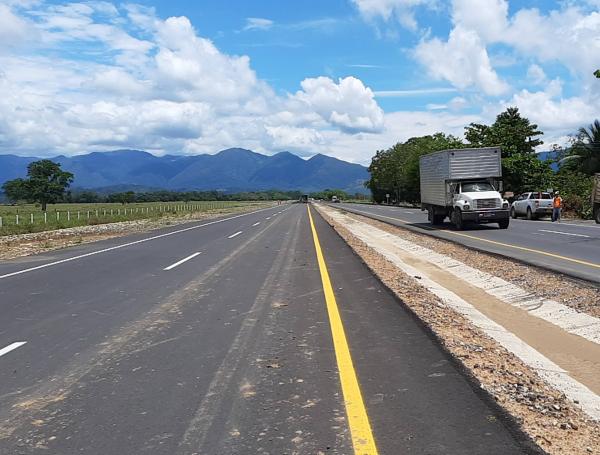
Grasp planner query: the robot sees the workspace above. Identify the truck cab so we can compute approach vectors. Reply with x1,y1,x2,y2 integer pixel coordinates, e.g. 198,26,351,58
449,180,510,229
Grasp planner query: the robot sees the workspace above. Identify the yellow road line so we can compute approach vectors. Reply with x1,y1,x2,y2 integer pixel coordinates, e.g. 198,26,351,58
345,207,600,270
307,206,378,455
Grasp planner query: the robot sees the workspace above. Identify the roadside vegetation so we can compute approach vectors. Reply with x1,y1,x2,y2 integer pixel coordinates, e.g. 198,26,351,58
0,201,269,236
367,107,599,218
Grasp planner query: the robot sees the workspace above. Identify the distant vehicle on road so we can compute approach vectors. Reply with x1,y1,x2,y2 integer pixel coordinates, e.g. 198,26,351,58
511,192,553,220
331,195,340,203
300,194,308,203
593,174,600,224
420,147,510,230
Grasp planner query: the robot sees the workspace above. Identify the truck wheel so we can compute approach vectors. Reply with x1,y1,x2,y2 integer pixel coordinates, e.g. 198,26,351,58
433,214,445,225
510,207,517,219
498,218,510,229
595,207,600,224
452,209,464,230
526,207,535,220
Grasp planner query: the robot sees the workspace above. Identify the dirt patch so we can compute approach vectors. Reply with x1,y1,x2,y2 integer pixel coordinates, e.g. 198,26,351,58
0,204,275,261
317,205,600,455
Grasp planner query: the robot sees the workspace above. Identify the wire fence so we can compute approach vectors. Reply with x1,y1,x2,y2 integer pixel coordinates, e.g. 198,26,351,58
0,201,255,236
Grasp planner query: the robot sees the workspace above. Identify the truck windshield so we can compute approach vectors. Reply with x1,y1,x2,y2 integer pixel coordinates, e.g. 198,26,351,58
462,182,495,192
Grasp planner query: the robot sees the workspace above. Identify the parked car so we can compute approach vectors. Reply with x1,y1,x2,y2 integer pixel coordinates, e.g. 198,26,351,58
510,192,553,220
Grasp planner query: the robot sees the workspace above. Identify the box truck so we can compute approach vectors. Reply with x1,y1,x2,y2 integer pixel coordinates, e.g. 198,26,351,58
593,173,600,224
419,147,510,230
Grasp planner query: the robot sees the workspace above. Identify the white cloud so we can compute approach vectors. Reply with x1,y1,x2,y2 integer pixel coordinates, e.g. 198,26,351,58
526,64,547,85
451,0,508,42
0,4,36,48
351,0,436,30
291,76,385,133
0,3,391,163
244,17,273,31
414,26,510,96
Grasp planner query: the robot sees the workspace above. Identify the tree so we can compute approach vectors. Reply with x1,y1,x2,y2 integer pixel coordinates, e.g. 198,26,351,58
1,160,74,210
108,191,136,204
502,154,554,192
465,107,543,158
595,70,600,79
2,178,28,203
560,119,600,175
366,133,464,203
465,107,545,192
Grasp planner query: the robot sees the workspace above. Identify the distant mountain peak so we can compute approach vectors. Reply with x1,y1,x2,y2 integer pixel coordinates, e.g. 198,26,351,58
0,148,369,193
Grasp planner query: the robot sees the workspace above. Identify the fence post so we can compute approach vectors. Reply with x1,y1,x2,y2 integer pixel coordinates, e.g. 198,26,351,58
87,211,90,219
96,210,98,217
0,217,2,228
31,213,34,224
78,211,80,220
16,214,19,225
57,212,60,221
67,211,70,222
44,212,47,224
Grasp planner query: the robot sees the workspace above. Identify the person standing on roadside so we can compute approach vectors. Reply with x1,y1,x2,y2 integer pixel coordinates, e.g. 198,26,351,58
552,191,563,222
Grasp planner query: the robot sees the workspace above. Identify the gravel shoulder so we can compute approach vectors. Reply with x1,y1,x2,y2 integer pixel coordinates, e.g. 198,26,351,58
341,207,600,318
316,204,600,455
0,203,276,261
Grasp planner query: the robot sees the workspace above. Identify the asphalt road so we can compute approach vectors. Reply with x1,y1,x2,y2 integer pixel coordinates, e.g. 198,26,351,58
0,203,538,454
333,202,600,285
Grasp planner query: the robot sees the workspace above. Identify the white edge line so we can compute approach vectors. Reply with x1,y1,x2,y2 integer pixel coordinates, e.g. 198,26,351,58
163,252,202,271
228,231,243,239
0,205,276,280
539,229,590,238
0,341,27,357
252,222,260,226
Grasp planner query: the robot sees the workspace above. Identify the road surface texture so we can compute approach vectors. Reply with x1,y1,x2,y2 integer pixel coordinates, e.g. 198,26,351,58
333,203,600,285
0,204,539,454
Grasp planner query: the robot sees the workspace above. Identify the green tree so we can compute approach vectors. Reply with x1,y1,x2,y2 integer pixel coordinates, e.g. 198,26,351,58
465,107,543,158
2,178,28,203
2,160,74,210
561,119,600,175
366,133,464,203
465,107,545,192
502,154,554,192
595,69,600,78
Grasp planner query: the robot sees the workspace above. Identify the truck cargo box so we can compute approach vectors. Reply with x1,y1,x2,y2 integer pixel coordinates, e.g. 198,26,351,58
593,174,600,204
420,147,502,207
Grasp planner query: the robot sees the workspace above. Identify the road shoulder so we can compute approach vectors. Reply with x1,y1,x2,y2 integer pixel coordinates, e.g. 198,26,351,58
316,203,600,455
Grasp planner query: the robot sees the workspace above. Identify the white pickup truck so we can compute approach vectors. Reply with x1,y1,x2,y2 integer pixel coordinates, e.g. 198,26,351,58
510,192,553,220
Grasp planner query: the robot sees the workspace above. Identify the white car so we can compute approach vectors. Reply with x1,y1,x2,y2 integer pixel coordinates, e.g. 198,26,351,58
510,192,553,220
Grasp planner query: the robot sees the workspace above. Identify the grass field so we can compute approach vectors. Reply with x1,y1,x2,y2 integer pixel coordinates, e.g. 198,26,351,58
0,201,269,236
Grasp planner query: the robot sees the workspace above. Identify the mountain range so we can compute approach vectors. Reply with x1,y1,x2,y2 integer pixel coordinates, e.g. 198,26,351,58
0,148,369,194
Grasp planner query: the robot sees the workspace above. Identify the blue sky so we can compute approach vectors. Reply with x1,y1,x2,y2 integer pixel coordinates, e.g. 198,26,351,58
0,0,598,164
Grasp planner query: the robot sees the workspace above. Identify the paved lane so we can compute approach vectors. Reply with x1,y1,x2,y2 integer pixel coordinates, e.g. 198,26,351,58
334,203,600,284
0,204,536,454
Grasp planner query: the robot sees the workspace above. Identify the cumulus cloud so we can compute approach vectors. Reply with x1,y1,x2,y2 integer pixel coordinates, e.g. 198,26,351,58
0,3,37,49
414,26,510,96
291,76,385,133
0,2,391,163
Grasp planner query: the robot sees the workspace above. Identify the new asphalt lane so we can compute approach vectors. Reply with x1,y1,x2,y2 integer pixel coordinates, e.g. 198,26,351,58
332,202,600,285
0,203,538,454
